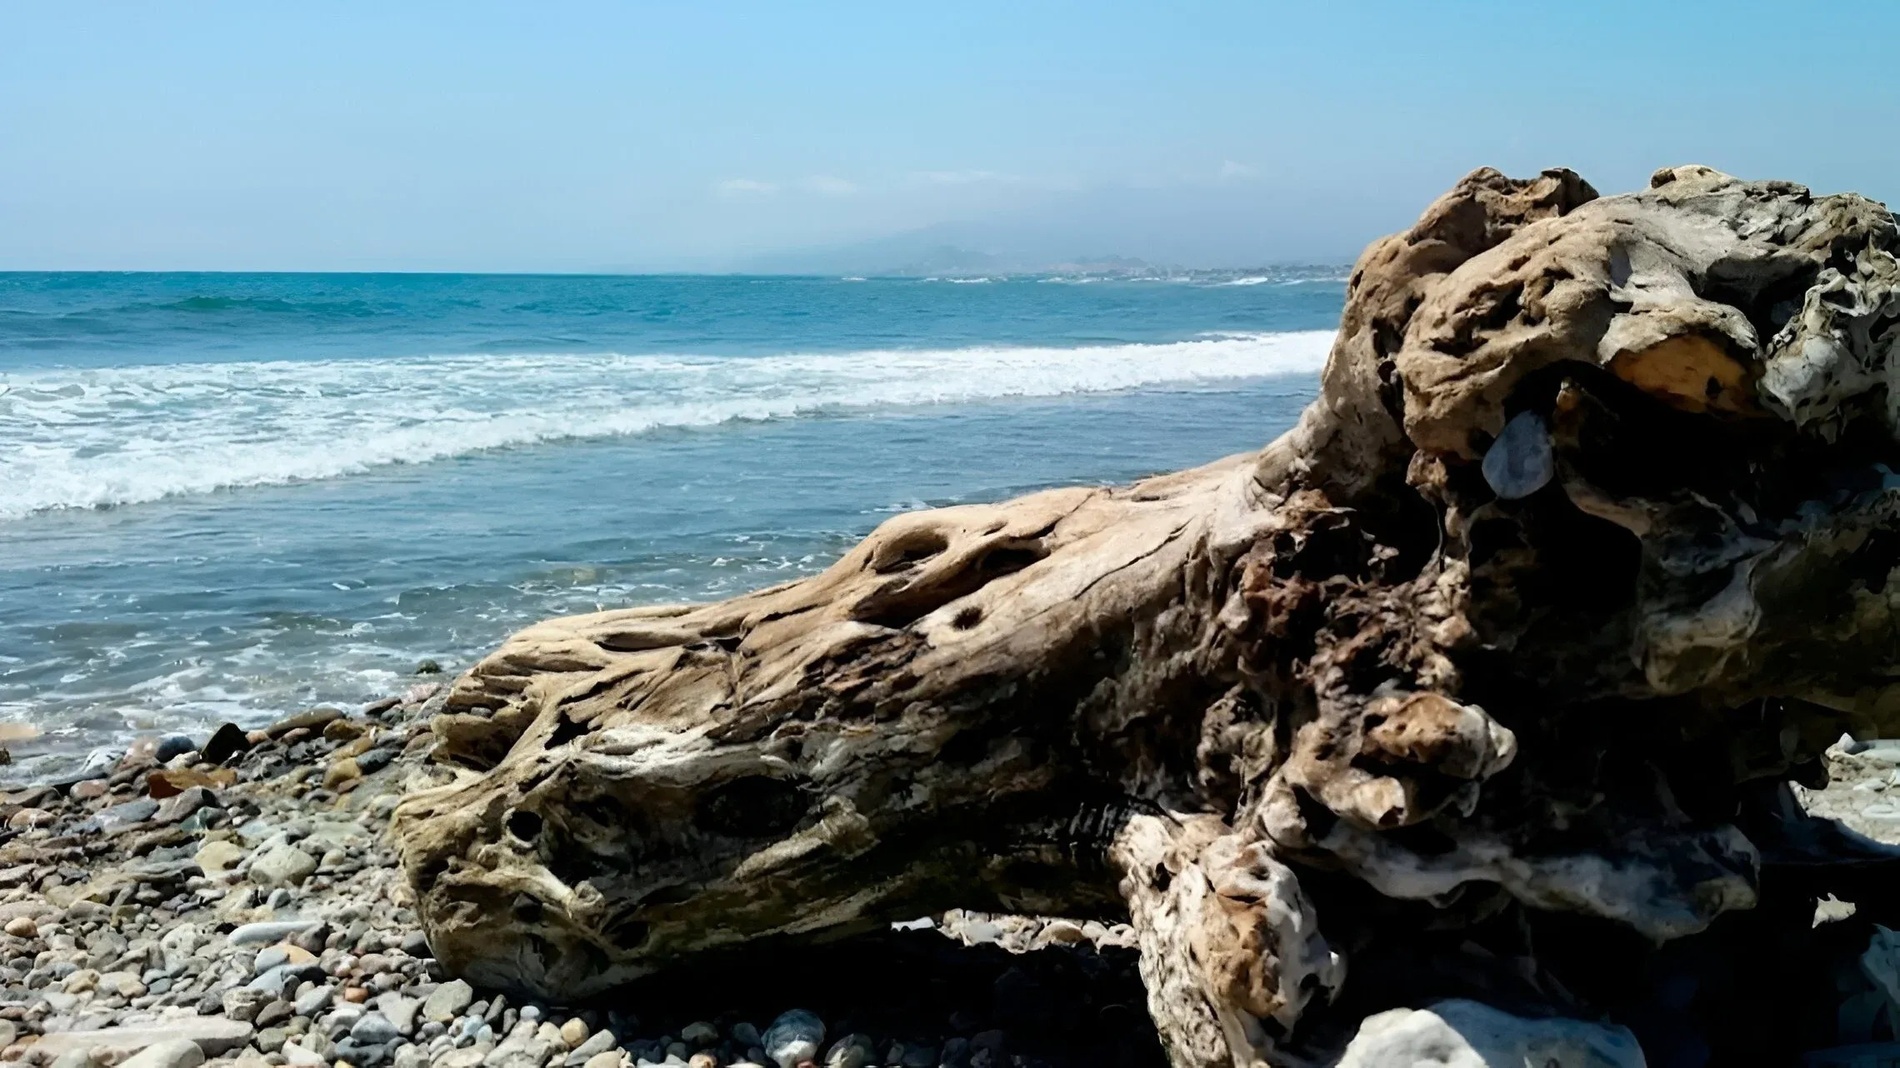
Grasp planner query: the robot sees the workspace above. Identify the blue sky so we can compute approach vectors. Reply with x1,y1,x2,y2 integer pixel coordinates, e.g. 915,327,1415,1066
2,1,1896,272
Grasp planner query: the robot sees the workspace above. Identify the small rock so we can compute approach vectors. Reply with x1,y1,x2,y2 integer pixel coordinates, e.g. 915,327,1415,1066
6,806,53,829
322,759,363,791
251,962,326,998
582,1053,623,1068
1038,919,1086,945
94,798,160,831
201,722,253,765
334,1036,390,1068
155,733,199,762
254,1000,295,1029
33,1023,250,1061
414,660,443,675
224,987,273,1023
284,1045,329,1068
378,993,422,1035
229,919,322,945
267,707,345,737
295,984,336,1018
823,1034,876,1068
118,1039,206,1068
688,1056,715,1068
560,1019,591,1049
189,838,246,877
679,1023,719,1049
97,969,147,998
422,978,473,1023
567,1031,618,1066
149,766,237,798
351,1012,402,1046
761,1010,825,1068
1334,999,1643,1068
248,844,318,888
74,746,123,781
155,786,216,824
4,916,37,938
1481,410,1555,501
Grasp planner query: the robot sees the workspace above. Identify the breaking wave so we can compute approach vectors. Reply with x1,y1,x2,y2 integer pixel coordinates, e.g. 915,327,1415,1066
0,331,1333,520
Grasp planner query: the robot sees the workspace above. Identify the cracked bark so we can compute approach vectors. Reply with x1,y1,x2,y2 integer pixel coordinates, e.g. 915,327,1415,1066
394,165,1900,1066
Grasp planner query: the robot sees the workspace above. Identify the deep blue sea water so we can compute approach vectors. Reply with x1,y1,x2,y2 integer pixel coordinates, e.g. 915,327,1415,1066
0,270,1343,781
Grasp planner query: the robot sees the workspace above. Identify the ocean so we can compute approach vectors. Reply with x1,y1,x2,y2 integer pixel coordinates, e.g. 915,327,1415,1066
0,270,1343,783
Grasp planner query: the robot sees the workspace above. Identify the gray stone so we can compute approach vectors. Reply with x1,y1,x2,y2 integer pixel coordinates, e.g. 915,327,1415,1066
352,1012,403,1046
228,919,322,946
223,986,273,1022
155,734,198,762
421,978,472,1025
249,962,325,997
378,992,422,1035
73,747,122,782
93,798,159,831
284,1045,330,1068
1334,999,1643,1068
762,1011,824,1068
1481,410,1555,501
823,1034,876,1068
399,930,432,958
566,1031,618,1065
248,845,318,888
255,999,296,1029
117,1040,206,1068
293,983,334,1018
31,1018,255,1059
335,1037,392,1067
679,1022,719,1049
155,787,214,825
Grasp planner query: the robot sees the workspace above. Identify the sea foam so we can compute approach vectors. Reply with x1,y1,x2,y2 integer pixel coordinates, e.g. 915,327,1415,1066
0,330,1333,520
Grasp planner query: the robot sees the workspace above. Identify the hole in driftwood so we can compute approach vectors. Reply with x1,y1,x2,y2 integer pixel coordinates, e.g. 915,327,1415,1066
506,809,544,843
695,775,810,838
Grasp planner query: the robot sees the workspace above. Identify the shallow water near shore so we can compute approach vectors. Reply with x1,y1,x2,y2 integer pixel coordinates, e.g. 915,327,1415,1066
0,271,1342,782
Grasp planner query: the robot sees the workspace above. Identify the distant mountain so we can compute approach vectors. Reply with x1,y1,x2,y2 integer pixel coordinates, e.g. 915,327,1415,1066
724,180,1378,276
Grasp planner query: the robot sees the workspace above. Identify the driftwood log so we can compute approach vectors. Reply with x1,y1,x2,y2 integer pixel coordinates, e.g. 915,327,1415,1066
393,165,1900,1066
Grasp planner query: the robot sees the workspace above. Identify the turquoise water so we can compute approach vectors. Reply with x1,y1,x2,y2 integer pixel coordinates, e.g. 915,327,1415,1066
0,271,1342,781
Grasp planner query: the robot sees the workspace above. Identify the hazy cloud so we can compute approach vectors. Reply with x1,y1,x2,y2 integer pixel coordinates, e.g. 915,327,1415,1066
715,178,778,197
911,169,1017,186
1217,160,1257,182
805,175,859,195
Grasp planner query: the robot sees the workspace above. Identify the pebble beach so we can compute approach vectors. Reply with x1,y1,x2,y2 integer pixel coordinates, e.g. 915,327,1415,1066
0,686,1165,1068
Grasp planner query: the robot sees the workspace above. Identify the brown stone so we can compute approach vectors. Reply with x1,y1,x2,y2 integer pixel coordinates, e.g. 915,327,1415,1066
148,767,238,799
323,719,369,742
266,707,344,738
